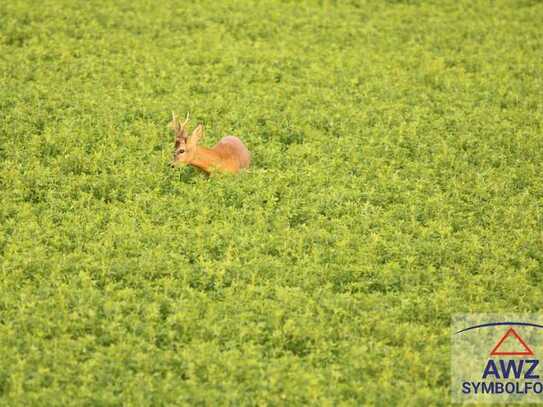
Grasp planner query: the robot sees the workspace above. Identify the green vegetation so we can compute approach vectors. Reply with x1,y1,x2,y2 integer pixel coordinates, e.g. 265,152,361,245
1,0,542,404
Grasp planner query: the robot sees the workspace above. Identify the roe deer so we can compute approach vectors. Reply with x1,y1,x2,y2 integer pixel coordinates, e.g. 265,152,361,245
169,112,251,174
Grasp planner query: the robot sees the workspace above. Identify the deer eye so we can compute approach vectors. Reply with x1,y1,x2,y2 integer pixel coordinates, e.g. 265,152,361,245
178,149,185,154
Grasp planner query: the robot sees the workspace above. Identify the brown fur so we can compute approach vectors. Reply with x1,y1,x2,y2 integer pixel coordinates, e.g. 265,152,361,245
170,113,251,174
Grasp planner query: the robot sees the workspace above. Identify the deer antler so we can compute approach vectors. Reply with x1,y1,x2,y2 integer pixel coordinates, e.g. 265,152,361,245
170,111,178,132
181,112,190,128
170,112,190,138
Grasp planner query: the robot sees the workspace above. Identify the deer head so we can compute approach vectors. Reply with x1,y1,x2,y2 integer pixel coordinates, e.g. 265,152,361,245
170,112,205,168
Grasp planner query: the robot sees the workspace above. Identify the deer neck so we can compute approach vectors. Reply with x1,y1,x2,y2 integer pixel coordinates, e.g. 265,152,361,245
188,146,222,173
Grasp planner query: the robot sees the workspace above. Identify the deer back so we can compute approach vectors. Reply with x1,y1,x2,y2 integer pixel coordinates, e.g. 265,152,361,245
214,136,251,170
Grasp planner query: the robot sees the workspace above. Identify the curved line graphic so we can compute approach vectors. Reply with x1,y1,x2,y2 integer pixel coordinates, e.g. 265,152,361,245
455,321,543,335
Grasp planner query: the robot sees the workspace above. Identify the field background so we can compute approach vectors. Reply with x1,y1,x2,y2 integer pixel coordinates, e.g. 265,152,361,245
1,0,542,404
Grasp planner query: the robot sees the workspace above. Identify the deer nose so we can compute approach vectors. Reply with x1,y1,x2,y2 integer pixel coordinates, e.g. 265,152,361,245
170,162,175,168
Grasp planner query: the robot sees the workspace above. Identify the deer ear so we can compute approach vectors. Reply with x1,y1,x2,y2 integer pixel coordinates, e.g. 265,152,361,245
189,124,204,146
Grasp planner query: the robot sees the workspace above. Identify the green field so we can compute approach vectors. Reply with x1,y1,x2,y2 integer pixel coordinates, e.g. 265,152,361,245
1,0,542,404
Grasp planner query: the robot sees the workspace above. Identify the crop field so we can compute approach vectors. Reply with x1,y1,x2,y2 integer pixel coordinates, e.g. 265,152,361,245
1,0,542,404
